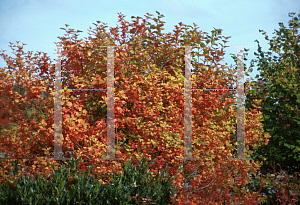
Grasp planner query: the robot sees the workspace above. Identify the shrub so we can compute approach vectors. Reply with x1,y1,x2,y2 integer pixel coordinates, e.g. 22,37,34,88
0,154,181,204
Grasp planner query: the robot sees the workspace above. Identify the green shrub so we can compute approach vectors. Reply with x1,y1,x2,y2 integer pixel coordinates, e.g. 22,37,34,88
0,154,181,204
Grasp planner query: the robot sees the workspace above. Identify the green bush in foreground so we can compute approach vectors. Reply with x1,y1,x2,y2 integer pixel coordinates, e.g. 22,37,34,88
0,154,181,204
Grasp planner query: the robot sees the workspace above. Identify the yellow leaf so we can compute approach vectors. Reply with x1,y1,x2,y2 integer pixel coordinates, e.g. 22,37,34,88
81,119,87,129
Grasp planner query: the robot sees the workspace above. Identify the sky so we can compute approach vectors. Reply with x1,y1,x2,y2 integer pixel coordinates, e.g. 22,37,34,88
1,0,299,103
1,0,299,199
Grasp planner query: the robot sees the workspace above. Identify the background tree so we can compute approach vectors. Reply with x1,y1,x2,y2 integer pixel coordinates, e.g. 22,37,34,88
244,11,300,203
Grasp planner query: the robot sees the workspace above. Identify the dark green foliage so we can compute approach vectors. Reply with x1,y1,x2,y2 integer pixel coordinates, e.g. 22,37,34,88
242,11,300,204
0,154,180,204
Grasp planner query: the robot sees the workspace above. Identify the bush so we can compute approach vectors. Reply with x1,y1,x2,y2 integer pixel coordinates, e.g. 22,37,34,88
0,154,181,204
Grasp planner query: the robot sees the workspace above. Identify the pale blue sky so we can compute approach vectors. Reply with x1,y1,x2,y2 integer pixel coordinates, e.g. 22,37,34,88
1,0,299,105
